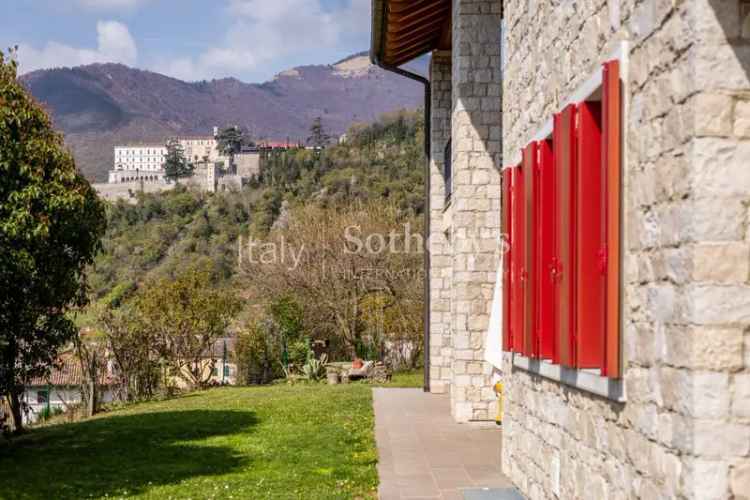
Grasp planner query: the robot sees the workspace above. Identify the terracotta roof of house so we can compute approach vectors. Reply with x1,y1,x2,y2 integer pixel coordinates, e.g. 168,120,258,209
28,355,114,387
371,0,453,67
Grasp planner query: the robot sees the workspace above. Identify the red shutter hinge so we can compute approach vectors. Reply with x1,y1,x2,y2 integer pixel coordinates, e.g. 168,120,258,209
598,247,607,274
550,259,562,283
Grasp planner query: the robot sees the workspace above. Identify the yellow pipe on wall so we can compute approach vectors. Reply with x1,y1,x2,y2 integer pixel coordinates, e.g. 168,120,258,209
495,382,504,425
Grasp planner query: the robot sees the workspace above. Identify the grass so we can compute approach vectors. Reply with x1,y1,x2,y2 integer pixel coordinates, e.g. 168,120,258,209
0,371,423,499
387,369,423,388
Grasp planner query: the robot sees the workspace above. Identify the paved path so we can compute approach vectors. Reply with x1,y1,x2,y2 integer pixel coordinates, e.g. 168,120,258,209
374,388,513,499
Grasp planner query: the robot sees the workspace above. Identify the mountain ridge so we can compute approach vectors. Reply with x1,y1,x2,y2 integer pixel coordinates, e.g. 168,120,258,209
21,53,427,182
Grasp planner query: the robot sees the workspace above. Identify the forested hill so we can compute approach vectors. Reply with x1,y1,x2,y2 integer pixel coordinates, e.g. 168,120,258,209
86,110,425,305
22,53,427,182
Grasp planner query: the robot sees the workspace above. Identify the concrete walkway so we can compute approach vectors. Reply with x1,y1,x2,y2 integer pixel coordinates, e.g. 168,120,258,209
374,388,513,499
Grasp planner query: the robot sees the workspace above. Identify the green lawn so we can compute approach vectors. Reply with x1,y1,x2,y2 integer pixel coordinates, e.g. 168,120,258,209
0,372,423,500
387,369,424,388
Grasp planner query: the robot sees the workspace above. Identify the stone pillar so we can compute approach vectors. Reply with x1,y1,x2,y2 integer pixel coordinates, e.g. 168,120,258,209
450,0,503,422
429,52,453,394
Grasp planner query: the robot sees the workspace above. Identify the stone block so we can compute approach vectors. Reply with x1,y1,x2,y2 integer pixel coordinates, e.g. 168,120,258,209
683,458,729,500
736,100,750,138
466,361,483,375
693,242,750,284
688,285,750,325
659,367,692,416
694,93,733,136
693,419,750,457
693,139,750,198
691,197,746,242
665,326,744,371
732,461,750,500
431,380,450,394
733,374,750,418
695,43,750,91
692,371,730,419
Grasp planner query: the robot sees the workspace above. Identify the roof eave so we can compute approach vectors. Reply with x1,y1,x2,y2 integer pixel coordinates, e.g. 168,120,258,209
370,0,386,67
371,0,451,68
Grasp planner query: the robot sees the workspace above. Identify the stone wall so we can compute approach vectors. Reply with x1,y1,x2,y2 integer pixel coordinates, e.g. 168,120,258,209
235,152,261,179
501,0,750,499
93,181,175,203
687,2,750,497
108,169,166,184
449,0,503,422
429,52,454,394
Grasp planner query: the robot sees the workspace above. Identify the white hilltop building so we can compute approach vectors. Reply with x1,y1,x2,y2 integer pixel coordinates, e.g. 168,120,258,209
108,143,168,184
101,127,262,201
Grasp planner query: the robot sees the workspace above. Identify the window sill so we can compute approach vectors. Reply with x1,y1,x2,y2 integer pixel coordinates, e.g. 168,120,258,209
511,354,625,402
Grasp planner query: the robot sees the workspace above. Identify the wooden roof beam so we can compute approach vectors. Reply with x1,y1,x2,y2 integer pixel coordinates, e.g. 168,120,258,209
387,18,446,45
385,39,438,62
387,0,440,14
386,6,451,35
389,0,449,24
437,15,452,50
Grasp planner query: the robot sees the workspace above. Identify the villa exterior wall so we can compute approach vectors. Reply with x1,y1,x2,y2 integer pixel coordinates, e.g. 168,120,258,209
429,52,454,394
448,0,503,422
500,1,750,499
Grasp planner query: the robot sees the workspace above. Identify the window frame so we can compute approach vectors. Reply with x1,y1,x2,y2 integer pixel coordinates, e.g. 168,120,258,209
36,390,49,404
504,42,628,402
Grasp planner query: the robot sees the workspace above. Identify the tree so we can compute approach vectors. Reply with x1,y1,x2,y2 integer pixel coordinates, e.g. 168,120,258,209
72,330,106,417
0,51,107,432
235,319,283,385
98,305,160,401
216,126,245,157
134,263,241,389
217,126,253,173
239,202,423,361
307,117,331,148
163,139,194,182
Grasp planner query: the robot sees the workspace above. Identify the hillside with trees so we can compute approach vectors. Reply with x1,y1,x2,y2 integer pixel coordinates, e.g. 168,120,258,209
20,53,428,181
82,110,426,397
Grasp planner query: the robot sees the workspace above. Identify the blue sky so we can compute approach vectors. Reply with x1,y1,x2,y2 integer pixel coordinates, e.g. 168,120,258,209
4,0,372,82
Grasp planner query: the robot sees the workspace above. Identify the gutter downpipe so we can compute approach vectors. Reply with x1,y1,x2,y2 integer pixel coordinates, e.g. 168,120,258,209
371,2,432,393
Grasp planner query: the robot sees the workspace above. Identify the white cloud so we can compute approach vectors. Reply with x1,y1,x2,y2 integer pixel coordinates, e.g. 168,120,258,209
77,0,152,11
156,0,370,81
17,21,137,74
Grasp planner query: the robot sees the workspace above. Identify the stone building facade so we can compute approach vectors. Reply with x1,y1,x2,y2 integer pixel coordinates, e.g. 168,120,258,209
372,0,750,498
425,0,505,423
235,150,261,179
447,0,504,423
500,2,750,498
108,169,166,184
428,51,454,396
113,144,167,172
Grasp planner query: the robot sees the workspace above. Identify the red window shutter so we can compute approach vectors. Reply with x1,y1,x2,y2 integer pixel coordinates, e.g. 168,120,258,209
602,60,622,378
510,162,525,353
575,100,605,369
536,139,556,361
502,167,513,352
553,106,576,368
523,143,538,358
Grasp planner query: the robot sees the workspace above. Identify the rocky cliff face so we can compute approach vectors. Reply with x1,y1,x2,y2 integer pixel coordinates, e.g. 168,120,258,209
21,53,427,181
